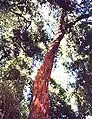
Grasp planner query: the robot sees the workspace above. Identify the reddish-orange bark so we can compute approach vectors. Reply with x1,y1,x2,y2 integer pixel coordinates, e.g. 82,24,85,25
29,11,66,119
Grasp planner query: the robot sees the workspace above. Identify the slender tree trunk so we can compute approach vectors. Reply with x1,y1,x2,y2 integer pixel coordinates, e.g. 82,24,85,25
28,11,66,119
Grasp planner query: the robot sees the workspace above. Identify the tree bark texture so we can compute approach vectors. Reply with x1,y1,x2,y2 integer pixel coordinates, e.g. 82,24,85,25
29,11,66,119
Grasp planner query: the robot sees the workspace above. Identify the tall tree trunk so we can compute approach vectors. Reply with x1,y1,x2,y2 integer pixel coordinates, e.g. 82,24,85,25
28,11,66,119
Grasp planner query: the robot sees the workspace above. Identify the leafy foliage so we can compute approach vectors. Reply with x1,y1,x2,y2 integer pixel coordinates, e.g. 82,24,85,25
0,0,92,119
65,16,92,119
49,78,80,119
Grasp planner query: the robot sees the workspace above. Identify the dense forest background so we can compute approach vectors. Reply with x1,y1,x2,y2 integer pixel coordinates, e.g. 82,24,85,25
0,0,92,119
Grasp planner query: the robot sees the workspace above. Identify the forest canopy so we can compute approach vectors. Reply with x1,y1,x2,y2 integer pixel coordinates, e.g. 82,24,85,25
0,0,92,119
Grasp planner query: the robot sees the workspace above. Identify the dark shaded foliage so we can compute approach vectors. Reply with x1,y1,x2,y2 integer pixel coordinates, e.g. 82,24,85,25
47,0,73,11
66,21,92,118
0,36,11,64
12,29,42,57
0,24,49,65
49,78,81,119
0,0,92,119
50,92,80,119
37,0,75,11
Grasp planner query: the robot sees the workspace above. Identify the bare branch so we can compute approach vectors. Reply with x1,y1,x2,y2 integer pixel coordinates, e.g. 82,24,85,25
66,13,92,30
10,10,31,24
74,13,92,24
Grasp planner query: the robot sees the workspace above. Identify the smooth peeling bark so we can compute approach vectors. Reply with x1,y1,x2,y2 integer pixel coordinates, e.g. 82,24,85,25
29,11,66,119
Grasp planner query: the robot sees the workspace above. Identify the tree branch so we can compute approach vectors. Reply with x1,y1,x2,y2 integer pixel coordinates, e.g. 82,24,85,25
10,9,31,24
66,13,92,30
74,13,92,24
